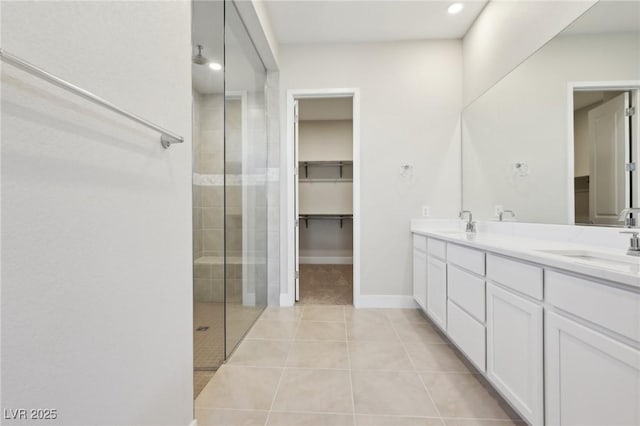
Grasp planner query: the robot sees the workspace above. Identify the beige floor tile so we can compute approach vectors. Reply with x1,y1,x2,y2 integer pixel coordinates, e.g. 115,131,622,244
393,322,444,344
348,340,414,371
194,371,216,399
383,309,428,323
356,415,444,425
272,369,353,413
302,305,346,322
421,372,517,420
286,341,349,369
195,365,282,410
227,339,292,367
443,419,526,426
260,306,303,322
247,320,299,340
345,308,390,325
404,342,470,372
196,408,268,426
352,370,439,417
268,412,354,426
296,321,347,341
347,321,398,341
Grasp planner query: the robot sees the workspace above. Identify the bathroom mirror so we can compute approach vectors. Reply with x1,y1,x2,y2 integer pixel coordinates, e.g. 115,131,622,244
462,1,640,225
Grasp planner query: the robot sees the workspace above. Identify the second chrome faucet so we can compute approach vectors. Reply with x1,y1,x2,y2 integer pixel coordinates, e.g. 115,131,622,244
459,210,477,233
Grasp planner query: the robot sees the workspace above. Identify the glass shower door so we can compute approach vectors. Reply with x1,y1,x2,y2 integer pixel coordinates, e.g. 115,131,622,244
224,0,268,357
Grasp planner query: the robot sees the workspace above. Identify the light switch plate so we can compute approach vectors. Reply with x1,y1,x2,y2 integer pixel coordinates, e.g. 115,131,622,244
422,206,430,217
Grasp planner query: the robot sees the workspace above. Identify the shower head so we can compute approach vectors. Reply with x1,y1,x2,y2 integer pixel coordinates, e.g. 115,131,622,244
192,45,209,65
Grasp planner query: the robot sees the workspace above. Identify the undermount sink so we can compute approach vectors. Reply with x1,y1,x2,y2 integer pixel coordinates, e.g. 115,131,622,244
535,249,640,272
433,229,467,235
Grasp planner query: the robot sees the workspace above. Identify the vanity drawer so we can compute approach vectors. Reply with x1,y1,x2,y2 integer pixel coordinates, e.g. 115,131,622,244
448,265,486,322
487,254,543,300
546,270,640,342
413,234,427,252
427,238,446,260
447,301,486,372
447,243,485,276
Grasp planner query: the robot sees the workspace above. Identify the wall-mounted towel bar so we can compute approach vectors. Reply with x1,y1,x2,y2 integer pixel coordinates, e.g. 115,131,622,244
0,48,184,149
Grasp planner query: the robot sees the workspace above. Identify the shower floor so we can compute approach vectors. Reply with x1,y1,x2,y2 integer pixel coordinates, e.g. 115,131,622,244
193,301,264,397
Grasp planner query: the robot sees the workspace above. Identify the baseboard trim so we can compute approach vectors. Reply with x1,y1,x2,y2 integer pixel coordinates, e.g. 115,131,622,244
280,293,294,307
299,256,353,265
355,295,418,309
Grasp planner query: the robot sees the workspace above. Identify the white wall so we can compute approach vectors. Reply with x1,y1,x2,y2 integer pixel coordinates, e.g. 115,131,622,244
463,0,596,106
462,32,640,224
299,120,353,161
1,2,193,425
280,40,462,299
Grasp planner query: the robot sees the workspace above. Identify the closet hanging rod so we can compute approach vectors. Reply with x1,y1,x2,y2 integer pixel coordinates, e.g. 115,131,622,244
0,48,184,149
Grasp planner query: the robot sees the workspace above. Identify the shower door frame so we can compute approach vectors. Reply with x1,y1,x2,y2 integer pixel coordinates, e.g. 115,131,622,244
284,88,361,307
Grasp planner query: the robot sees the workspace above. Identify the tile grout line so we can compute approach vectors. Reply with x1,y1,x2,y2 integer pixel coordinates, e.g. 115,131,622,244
263,309,303,426
344,306,357,426
389,316,445,423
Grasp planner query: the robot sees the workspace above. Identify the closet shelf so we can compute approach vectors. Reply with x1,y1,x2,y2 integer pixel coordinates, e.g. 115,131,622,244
298,214,353,228
299,178,353,183
299,160,353,178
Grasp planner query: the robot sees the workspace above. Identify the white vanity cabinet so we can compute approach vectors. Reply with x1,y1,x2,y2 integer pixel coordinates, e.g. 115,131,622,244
544,270,640,426
545,311,640,426
446,243,487,371
427,255,447,331
412,235,428,311
486,282,543,425
410,230,640,426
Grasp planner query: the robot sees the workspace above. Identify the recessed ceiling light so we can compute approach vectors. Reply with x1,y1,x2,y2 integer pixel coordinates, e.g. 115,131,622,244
208,62,222,71
448,3,464,14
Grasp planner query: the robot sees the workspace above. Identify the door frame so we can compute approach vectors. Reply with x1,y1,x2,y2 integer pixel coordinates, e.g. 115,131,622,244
283,88,361,307
566,81,640,224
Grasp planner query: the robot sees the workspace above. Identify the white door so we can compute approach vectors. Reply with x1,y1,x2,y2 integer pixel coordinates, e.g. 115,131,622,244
545,311,640,426
294,100,300,301
426,256,447,330
486,283,543,425
413,249,427,311
589,92,630,224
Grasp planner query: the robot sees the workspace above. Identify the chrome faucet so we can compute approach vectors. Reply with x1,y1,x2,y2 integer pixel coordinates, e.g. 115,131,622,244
620,230,640,256
499,210,516,222
619,208,640,228
459,210,476,233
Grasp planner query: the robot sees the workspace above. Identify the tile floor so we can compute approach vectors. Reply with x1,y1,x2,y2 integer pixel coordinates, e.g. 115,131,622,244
195,305,524,426
194,302,266,397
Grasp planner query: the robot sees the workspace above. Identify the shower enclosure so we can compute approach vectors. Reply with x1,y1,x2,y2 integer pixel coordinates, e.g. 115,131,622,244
192,0,268,397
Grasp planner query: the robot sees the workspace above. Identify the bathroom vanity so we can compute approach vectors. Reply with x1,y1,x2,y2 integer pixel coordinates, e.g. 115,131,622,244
411,223,640,426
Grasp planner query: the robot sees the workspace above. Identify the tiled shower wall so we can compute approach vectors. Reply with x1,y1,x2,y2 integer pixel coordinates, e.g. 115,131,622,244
192,93,243,303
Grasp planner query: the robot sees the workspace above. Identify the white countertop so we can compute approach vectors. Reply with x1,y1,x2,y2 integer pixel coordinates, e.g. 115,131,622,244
411,224,640,288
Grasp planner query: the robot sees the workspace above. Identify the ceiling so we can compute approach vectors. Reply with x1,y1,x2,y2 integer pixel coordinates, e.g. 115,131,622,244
562,0,640,36
263,0,488,45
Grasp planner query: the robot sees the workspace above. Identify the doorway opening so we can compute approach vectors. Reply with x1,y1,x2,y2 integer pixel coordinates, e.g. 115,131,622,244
286,90,360,307
571,85,639,225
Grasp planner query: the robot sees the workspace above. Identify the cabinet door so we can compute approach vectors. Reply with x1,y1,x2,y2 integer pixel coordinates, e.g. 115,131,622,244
486,283,543,425
427,256,447,331
413,249,427,311
546,311,640,426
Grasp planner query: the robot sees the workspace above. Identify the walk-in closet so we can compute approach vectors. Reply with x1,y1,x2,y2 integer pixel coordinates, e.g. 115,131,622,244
296,98,354,304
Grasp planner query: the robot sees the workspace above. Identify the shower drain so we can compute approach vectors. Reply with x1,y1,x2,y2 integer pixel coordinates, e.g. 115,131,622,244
196,326,209,331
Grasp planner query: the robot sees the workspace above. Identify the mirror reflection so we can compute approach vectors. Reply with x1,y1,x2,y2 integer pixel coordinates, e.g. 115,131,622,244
462,1,640,226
